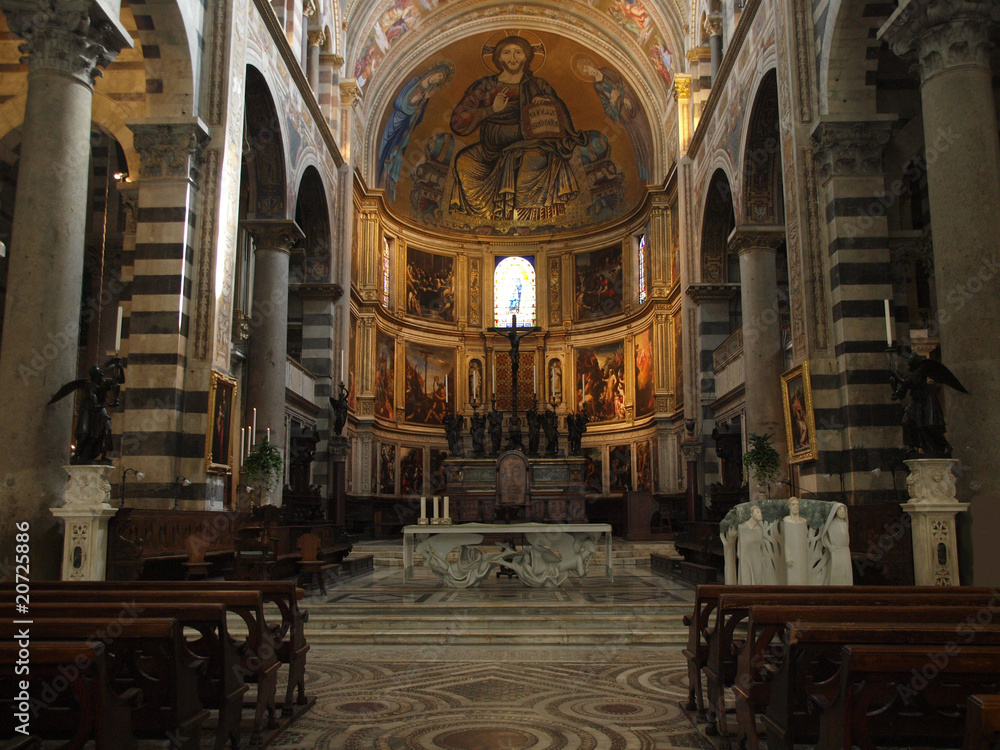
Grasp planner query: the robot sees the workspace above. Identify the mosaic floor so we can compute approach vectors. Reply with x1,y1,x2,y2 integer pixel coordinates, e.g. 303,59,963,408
269,562,711,749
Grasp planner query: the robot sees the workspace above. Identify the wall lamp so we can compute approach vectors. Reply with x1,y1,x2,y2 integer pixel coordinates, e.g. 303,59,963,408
120,467,144,508
172,475,192,510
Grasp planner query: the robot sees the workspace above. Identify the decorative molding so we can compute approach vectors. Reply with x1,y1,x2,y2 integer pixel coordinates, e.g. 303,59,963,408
2,2,131,85
321,53,345,67
685,283,741,303
811,120,893,181
119,187,138,234
242,220,305,253
307,29,327,48
703,13,723,38
681,441,702,462
195,149,221,361
340,79,363,107
292,283,345,301
469,257,482,328
129,119,212,184
303,0,318,16
728,225,786,255
673,74,692,101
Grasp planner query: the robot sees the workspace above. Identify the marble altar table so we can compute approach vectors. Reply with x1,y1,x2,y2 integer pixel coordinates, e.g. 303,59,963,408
403,522,613,587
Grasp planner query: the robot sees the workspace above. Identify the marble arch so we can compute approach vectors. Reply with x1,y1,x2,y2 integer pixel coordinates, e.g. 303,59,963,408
817,0,887,117
128,0,201,117
739,68,783,226
243,65,290,220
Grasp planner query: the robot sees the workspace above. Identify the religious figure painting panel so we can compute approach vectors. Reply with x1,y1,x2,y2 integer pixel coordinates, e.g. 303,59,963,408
634,326,655,418
379,443,396,494
348,313,358,411
609,444,632,491
430,448,448,494
576,340,626,422
404,343,455,425
406,247,455,322
206,371,237,474
583,447,603,494
400,447,424,495
375,31,656,235
635,440,652,491
375,330,395,420
575,246,623,320
781,362,818,464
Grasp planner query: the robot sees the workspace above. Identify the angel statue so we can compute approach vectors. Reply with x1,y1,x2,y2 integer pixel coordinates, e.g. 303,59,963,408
889,348,968,458
48,358,126,464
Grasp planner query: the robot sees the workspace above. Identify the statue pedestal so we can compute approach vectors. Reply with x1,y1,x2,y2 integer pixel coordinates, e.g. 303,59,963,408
901,458,967,586
50,465,118,581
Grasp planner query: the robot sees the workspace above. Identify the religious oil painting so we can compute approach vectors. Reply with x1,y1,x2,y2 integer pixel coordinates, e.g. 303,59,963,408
430,448,448,495
609,444,632,492
634,326,655,418
575,246,623,319
374,31,656,235
404,343,455,425
635,440,652,491
583,447,603,494
576,340,626,422
379,443,396,494
399,447,424,495
406,247,455,322
206,370,237,474
375,330,395,420
781,361,818,464
494,256,536,327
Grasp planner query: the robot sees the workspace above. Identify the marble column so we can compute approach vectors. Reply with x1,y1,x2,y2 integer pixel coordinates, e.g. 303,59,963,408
729,226,787,496
881,0,1000,585
306,29,325,93
705,13,724,85
0,3,130,579
243,221,304,505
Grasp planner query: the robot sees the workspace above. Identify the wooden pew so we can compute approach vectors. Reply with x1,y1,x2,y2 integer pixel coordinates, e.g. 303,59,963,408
700,588,1000,739
2,601,246,750
18,579,311,716
964,694,1000,750
0,641,139,750
733,604,991,750
817,644,1000,750
0,618,208,750
21,588,280,745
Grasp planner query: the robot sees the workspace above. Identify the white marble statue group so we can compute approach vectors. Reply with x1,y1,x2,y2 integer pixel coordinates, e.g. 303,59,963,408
720,498,853,586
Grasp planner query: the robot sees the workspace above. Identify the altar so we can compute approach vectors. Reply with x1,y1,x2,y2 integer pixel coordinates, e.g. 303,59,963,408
403,522,613,588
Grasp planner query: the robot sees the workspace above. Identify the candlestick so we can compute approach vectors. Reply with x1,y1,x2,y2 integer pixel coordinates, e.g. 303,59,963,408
115,305,123,353
420,496,427,520
433,496,440,519
884,299,892,347
493,358,496,391
252,408,257,445
533,362,537,394
246,426,252,458
443,496,449,519
266,427,270,443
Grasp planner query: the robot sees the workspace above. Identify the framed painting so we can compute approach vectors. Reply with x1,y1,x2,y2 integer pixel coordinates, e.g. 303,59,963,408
781,361,818,464
206,370,238,474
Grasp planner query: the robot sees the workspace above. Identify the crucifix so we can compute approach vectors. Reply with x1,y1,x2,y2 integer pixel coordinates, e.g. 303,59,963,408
487,313,540,422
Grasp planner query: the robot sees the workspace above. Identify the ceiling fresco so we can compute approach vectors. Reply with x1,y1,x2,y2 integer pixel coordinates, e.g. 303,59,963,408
374,30,658,235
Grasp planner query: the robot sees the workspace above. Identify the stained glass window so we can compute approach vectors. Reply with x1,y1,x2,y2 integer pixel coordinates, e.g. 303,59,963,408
381,236,391,308
638,234,648,305
494,256,536,327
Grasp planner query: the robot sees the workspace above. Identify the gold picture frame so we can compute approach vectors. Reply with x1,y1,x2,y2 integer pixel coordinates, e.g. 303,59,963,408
781,361,818,464
206,370,238,474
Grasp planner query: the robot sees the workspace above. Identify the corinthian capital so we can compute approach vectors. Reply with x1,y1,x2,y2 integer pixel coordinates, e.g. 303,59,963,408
811,119,893,180
728,225,786,254
242,220,305,254
879,0,999,82
1,0,132,85
129,118,211,184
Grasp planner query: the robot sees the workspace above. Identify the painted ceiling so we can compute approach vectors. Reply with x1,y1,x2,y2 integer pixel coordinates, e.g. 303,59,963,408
372,30,663,235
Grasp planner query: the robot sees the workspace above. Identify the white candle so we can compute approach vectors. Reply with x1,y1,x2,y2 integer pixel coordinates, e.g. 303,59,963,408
252,408,257,445
472,368,477,398
241,427,245,463
493,358,496,391
433,496,440,519
341,350,346,382
884,299,892,346
115,305,123,353
266,427,270,443
533,363,537,393
445,375,449,403
420,496,427,520
443,496,450,519
247,426,252,457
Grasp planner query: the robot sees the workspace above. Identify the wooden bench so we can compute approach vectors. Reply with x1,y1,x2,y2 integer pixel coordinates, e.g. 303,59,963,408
817,644,1000,750
0,641,139,750
22,588,280,745
965,694,1000,750
0,617,209,750
296,532,338,594
733,604,993,750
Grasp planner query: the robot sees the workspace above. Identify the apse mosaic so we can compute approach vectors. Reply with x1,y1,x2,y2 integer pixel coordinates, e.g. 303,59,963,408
404,343,455,425
575,246,623,320
374,30,661,235
635,325,655,418
375,330,395,420
399,447,424,495
406,247,455,322
494,256,536,327
576,340,625,422
610,443,632,491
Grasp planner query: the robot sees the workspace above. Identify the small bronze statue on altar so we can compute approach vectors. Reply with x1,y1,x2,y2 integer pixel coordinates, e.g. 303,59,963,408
444,410,465,456
543,408,560,456
470,411,487,457
488,404,504,456
329,382,349,436
49,358,126,464
566,411,588,455
526,405,541,456
889,346,968,458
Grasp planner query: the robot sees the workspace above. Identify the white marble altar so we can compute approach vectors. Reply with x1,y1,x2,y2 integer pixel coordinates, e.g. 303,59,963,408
403,522,613,587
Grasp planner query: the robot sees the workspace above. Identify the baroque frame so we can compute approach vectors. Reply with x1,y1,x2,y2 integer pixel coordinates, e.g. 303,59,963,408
206,370,238,474
781,361,818,464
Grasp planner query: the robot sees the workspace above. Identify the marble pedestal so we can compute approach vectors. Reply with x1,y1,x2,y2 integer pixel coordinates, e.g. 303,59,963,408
901,458,967,586
50,465,118,581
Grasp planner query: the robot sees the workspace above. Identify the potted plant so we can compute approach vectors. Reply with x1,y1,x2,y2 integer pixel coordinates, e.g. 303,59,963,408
241,439,283,507
743,432,782,498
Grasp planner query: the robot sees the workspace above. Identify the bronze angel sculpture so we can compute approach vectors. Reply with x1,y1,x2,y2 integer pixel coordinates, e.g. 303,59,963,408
49,358,126,464
889,349,968,458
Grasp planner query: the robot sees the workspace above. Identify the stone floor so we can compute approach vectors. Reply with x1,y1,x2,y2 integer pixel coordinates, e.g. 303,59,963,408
269,561,712,749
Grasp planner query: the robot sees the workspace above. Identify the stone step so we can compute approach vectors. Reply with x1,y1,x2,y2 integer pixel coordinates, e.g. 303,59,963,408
304,627,688,646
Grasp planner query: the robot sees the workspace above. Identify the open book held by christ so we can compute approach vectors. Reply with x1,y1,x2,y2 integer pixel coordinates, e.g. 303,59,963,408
523,101,565,139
